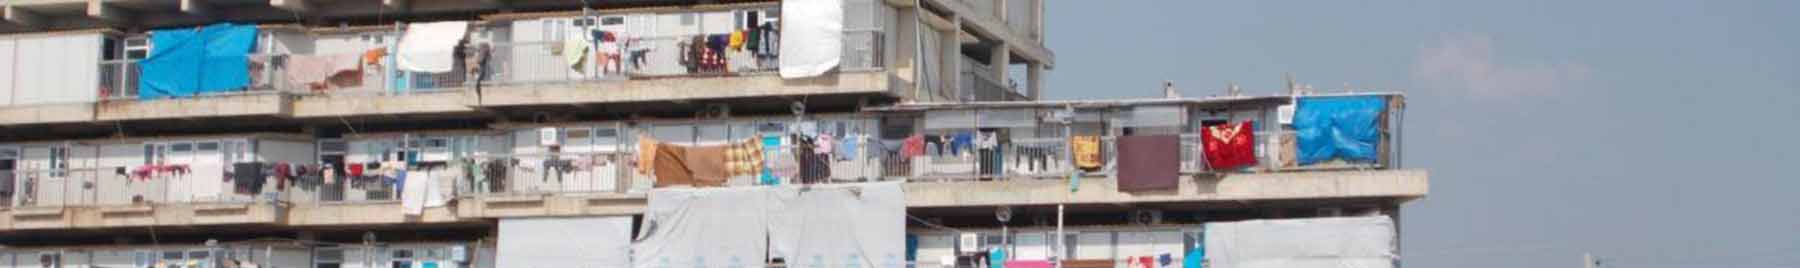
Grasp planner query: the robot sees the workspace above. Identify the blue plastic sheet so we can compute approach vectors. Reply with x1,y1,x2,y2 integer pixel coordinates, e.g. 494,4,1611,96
139,23,257,100
1294,96,1388,165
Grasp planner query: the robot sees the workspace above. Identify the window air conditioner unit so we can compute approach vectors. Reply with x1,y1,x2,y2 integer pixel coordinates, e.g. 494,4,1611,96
1131,209,1164,225
959,233,981,253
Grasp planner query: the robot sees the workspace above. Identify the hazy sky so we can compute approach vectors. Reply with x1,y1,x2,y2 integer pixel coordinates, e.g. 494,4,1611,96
1042,1,1799,267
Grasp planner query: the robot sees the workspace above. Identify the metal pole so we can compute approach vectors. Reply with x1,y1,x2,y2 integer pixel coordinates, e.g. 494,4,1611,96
1056,104,1073,268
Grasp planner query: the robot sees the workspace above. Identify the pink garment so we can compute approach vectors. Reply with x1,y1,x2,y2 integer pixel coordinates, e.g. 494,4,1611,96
1004,260,1056,268
284,54,363,89
815,133,834,155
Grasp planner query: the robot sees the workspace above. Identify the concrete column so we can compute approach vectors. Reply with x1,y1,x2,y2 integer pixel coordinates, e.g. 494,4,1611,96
990,41,1010,91
943,18,962,102
1027,62,1043,100
1033,0,1044,43
995,0,1008,20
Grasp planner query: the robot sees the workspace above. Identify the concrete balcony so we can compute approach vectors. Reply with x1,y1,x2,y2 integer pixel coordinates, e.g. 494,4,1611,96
903,170,1429,208
478,70,898,107
3,201,283,230
0,102,95,125
94,92,290,121
284,200,467,226
290,89,482,119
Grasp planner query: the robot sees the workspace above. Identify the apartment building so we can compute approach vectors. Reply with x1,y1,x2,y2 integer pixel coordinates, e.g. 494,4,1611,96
0,1,1424,268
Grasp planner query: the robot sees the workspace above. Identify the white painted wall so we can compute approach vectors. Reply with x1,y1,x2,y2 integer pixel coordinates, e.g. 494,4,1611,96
11,33,102,105
0,39,14,106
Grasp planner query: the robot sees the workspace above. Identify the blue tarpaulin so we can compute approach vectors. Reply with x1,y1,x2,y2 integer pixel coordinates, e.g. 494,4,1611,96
139,23,257,100
1294,96,1388,165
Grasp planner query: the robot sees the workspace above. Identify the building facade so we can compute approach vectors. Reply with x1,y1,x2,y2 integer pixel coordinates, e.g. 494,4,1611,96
0,0,1423,267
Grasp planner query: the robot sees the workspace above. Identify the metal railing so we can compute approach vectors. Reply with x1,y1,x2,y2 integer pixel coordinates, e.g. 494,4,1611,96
6,166,267,209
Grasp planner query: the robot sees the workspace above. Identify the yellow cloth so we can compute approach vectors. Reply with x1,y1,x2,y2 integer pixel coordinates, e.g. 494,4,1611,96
724,137,764,176
1072,136,1102,169
729,31,747,50
562,36,590,70
637,135,659,175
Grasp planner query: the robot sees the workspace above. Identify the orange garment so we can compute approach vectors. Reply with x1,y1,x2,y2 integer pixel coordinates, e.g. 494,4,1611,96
637,135,659,175
362,48,387,67
652,143,696,187
1072,136,1102,170
685,145,731,185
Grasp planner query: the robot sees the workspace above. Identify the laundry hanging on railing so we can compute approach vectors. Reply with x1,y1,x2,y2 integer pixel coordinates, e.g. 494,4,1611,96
284,54,363,91
1203,121,1259,170
778,0,842,78
1293,96,1387,165
1116,135,1180,192
138,23,258,100
396,21,470,73
1072,136,1103,171
647,138,763,188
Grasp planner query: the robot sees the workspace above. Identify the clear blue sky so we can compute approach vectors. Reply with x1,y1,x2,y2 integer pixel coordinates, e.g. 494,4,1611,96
1042,1,1800,267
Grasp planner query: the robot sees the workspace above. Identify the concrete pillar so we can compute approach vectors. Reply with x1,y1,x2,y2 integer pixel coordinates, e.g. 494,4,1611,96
1033,0,1044,43
1027,62,1043,100
990,41,1010,92
994,0,1008,20
943,18,962,102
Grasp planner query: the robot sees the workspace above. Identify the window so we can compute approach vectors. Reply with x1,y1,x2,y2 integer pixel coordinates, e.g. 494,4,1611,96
319,139,348,155
48,146,69,177
600,16,625,26
144,144,166,165
223,140,254,163
197,142,220,151
314,248,345,268
124,36,150,60
680,13,697,26
389,248,415,268
171,143,194,152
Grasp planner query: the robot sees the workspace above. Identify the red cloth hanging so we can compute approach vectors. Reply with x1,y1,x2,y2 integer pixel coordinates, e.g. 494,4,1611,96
901,134,926,157
1203,121,1259,170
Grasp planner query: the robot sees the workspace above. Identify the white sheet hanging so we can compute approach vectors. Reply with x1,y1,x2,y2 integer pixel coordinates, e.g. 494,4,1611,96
400,169,426,216
767,182,906,267
499,216,634,268
632,187,771,268
1204,216,1398,268
396,21,469,73
778,0,844,78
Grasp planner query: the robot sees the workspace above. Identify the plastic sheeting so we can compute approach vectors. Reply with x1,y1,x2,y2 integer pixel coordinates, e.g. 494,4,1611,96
397,21,469,73
1293,96,1387,165
1203,216,1397,268
499,216,633,268
768,182,907,267
634,183,907,267
633,187,771,268
778,0,843,78
139,23,258,100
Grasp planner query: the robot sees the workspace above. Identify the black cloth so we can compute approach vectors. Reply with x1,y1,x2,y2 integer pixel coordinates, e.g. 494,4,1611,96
484,160,508,193
232,162,266,194
794,135,831,184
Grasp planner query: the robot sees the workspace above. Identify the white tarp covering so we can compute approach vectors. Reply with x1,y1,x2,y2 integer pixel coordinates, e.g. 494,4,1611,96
778,0,844,78
768,182,907,267
1203,216,1398,268
633,187,772,268
396,21,469,73
400,169,427,216
499,216,634,268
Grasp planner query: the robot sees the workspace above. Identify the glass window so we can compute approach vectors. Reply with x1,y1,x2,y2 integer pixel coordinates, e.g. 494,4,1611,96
171,143,193,152
197,142,220,151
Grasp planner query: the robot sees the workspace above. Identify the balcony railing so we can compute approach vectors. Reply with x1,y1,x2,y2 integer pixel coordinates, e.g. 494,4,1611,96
5,167,268,210
90,30,885,101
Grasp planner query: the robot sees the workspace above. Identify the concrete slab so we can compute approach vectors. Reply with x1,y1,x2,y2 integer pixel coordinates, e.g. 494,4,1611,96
285,201,466,226
94,93,289,121
902,169,1429,208
478,71,894,107
291,90,480,118
0,102,95,124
